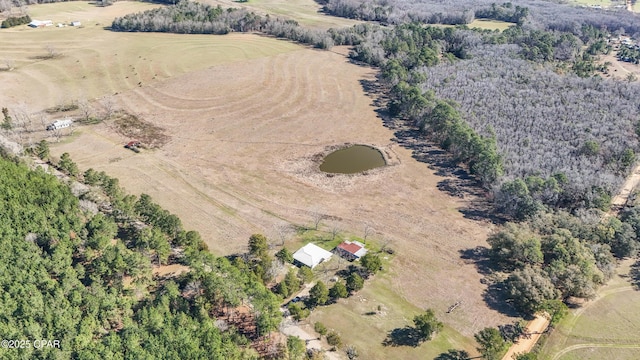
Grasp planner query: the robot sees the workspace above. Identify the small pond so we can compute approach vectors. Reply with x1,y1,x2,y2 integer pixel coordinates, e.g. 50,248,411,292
319,145,386,174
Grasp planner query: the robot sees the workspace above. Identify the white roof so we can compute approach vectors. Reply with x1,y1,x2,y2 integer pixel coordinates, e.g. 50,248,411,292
53,119,73,125
29,20,53,26
293,243,333,269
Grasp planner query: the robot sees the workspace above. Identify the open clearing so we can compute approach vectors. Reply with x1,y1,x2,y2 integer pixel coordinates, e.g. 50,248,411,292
539,259,640,360
3,1,517,354
468,19,514,31
203,0,363,29
0,1,302,110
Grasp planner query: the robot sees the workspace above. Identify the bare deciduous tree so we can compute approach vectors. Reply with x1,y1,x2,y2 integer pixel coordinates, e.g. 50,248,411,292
44,44,59,59
77,99,93,123
101,98,116,120
273,223,293,246
363,222,375,241
330,223,341,241
310,206,324,230
3,58,15,71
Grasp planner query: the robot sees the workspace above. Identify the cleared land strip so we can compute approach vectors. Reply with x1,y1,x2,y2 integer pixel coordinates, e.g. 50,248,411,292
551,343,640,360
610,163,640,211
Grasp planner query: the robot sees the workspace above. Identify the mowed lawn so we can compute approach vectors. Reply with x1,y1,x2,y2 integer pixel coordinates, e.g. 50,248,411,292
539,259,640,360
0,1,303,110
307,270,479,360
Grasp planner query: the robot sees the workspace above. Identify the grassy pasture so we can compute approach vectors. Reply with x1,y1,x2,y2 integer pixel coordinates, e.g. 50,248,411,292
570,290,640,341
0,1,302,110
553,346,640,360
539,259,640,360
203,0,362,28
307,270,479,360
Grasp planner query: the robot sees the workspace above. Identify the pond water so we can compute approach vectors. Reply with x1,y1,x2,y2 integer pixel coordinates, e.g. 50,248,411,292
319,145,386,174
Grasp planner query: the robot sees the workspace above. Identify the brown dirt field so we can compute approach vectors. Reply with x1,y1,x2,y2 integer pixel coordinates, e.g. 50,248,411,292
4,1,516,339
600,54,640,80
49,42,514,336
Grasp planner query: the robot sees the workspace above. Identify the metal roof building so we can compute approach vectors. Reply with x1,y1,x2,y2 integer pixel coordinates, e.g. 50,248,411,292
293,243,333,269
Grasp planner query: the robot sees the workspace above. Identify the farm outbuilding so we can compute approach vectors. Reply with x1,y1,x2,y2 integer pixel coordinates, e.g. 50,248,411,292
46,119,73,131
334,240,367,261
293,243,333,269
28,20,53,28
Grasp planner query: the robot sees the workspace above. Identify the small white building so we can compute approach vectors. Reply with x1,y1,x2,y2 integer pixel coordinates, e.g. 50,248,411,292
46,119,73,131
70,21,81,27
28,20,53,28
293,243,333,269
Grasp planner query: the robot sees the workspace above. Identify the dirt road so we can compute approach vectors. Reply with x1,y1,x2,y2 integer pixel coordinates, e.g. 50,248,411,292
610,163,640,212
501,314,549,360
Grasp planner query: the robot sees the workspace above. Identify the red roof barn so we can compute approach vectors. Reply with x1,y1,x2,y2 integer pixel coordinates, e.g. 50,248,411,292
334,241,367,261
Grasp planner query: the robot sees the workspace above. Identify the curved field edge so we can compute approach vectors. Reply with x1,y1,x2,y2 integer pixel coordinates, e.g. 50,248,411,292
539,259,640,360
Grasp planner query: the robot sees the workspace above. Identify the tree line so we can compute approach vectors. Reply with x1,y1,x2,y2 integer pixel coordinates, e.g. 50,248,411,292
340,15,640,214
111,1,336,49
618,45,640,64
1,14,31,28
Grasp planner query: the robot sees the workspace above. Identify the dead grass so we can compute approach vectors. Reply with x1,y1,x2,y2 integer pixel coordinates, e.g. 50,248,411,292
0,1,302,111
111,111,169,149
599,54,640,81
4,0,518,346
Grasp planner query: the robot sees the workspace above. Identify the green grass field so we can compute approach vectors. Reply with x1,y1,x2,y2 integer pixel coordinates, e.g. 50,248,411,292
552,346,640,360
307,268,478,359
539,260,640,360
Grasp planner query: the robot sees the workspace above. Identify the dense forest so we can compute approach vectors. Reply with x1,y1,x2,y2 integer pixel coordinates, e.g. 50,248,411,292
317,0,640,34
316,0,640,323
0,150,292,359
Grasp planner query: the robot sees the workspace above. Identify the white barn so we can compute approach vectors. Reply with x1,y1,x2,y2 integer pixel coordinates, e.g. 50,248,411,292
46,119,73,131
28,20,53,28
293,243,333,269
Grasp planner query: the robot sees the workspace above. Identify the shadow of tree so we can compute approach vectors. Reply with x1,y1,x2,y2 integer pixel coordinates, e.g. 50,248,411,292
482,282,521,318
358,78,504,224
382,326,424,347
631,258,640,290
459,246,493,276
434,349,472,360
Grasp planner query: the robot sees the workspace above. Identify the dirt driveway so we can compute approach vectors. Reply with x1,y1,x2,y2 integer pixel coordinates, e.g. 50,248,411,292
501,314,550,360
